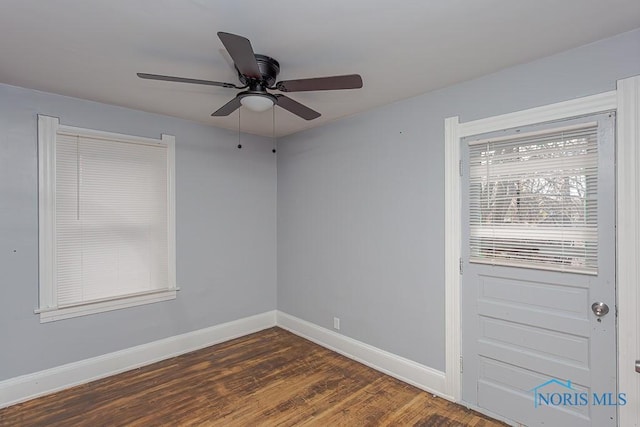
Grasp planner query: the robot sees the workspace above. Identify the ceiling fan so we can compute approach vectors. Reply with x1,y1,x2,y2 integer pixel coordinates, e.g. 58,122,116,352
137,32,363,120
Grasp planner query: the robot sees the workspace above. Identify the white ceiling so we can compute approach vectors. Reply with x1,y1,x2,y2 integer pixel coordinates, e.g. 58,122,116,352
1,0,639,137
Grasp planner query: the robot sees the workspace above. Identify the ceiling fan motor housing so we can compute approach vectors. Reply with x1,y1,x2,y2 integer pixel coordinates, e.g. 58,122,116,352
238,54,280,88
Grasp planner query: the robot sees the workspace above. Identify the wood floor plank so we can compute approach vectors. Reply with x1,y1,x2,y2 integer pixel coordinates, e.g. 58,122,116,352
0,328,507,426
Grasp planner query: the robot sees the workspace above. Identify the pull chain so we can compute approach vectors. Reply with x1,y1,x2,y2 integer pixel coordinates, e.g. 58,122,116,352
272,106,277,154
237,107,242,149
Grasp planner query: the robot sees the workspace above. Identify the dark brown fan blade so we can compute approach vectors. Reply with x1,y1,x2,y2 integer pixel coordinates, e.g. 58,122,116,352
275,95,321,120
137,73,237,88
217,32,261,79
211,96,242,116
276,74,363,92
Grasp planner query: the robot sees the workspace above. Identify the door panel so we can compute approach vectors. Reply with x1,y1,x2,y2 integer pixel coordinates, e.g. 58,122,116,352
461,113,616,426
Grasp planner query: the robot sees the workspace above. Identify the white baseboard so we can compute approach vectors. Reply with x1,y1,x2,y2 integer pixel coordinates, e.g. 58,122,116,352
1,310,450,410
0,310,276,409
275,311,449,400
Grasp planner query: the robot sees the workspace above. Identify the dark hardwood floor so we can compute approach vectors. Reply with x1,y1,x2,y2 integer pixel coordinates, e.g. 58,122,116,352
0,327,506,426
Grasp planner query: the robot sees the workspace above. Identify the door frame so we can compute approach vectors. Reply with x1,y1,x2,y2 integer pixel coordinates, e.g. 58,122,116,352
444,75,640,426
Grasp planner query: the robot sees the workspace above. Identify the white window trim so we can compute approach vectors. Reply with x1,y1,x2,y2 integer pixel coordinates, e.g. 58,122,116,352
37,115,177,323
443,89,618,404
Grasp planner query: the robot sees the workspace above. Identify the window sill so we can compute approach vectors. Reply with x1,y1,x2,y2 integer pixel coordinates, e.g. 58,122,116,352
36,289,177,323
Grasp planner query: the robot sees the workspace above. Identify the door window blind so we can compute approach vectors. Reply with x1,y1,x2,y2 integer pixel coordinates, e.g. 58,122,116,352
55,132,169,307
468,123,598,274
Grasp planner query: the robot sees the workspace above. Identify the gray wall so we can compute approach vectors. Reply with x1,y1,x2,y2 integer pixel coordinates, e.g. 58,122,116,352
0,85,277,381
277,28,640,370
2,28,639,383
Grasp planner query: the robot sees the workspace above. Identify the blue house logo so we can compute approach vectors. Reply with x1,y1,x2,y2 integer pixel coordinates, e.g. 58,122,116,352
530,378,626,408
530,379,579,408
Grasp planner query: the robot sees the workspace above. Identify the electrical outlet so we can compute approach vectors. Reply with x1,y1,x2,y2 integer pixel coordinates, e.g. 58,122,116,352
333,317,340,330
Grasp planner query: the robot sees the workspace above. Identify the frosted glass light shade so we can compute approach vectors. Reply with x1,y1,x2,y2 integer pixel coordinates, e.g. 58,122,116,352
240,95,274,112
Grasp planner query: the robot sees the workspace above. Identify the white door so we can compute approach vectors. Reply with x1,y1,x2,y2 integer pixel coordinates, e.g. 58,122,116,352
461,113,617,426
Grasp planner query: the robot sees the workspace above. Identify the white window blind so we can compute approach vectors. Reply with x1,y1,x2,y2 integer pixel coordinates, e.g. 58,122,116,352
468,123,598,274
56,133,169,305
38,115,176,321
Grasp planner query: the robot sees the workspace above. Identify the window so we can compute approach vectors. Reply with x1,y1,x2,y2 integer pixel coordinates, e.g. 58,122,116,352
468,122,598,274
37,115,176,322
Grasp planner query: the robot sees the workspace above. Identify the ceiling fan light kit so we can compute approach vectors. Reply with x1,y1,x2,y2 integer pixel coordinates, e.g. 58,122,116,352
137,32,363,121
240,93,276,112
